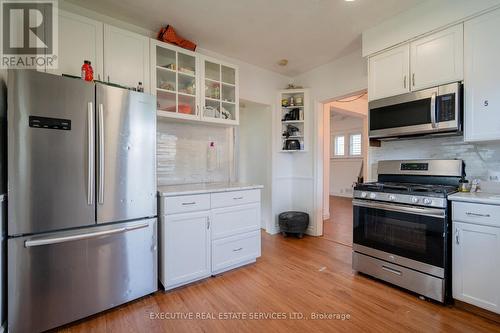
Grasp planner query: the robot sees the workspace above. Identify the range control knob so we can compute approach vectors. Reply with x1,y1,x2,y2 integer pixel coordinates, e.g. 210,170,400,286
423,198,433,205
411,197,420,204
361,192,367,198
369,193,377,199
388,195,396,201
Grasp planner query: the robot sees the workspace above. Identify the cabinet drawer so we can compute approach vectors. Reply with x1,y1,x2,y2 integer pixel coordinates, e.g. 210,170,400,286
161,194,210,215
453,202,500,227
212,231,261,273
210,189,260,208
211,203,261,239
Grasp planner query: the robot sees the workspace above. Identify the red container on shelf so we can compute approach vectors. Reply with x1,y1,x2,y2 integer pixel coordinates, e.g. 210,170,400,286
81,60,94,81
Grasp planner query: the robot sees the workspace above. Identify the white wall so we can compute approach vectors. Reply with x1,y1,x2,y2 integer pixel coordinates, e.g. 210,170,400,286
238,101,272,230
293,49,368,103
291,51,368,235
362,0,500,56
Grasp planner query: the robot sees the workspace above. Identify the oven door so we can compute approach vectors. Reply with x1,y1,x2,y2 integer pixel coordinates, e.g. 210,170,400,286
369,82,461,139
353,199,446,277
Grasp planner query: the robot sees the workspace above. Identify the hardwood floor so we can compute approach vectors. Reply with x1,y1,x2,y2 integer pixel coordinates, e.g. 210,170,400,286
323,196,353,247
57,200,500,333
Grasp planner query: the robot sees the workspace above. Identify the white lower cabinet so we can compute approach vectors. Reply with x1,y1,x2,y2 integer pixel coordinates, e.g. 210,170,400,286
159,188,261,290
160,211,211,290
452,202,500,314
211,203,260,239
212,230,261,274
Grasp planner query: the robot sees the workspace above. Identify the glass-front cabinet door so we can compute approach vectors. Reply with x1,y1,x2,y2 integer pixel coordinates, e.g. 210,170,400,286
200,56,239,125
151,40,198,120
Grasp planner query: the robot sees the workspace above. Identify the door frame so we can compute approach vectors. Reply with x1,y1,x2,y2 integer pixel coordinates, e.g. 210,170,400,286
313,89,368,236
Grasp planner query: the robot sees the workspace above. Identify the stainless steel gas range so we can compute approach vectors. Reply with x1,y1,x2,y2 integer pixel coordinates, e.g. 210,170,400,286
352,159,464,303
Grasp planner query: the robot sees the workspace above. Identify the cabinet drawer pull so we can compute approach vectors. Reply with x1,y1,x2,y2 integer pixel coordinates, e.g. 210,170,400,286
232,247,243,252
233,197,244,200
465,212,491,218
182,202,196,206
382,265,402,276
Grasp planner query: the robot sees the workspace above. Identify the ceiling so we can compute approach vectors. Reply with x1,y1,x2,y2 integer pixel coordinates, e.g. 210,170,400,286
68,0,424,77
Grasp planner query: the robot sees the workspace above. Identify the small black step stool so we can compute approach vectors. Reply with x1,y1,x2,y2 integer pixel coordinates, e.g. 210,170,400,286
278,211,309,238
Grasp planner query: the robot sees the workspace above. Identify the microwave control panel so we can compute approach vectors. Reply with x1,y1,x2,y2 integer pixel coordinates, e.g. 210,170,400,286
437,94,456,122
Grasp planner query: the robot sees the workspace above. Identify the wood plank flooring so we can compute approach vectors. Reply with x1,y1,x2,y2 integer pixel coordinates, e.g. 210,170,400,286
323,196,353,247
57,197,500,333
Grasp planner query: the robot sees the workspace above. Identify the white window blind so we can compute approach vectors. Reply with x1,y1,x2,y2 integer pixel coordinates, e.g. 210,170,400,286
350,134,362,156
335,135,345,156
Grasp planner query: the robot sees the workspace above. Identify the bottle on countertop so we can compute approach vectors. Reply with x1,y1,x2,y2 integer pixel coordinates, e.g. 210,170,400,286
137,82,144,92
81,60,93,82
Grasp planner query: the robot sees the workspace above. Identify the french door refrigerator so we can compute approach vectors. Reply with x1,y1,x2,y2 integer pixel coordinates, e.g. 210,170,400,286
7,70,158,333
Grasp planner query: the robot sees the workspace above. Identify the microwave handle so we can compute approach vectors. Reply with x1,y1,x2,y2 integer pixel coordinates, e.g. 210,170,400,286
430,92,437,128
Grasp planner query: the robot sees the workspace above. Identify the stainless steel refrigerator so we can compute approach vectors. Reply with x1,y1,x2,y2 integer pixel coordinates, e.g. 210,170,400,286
7,70,158,333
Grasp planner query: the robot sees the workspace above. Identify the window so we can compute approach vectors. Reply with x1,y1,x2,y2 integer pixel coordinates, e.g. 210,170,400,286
334,135,345,156
350,134,362,156
331,132,363,158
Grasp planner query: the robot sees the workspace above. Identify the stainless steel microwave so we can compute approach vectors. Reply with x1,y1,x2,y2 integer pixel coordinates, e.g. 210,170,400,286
369,82,462,139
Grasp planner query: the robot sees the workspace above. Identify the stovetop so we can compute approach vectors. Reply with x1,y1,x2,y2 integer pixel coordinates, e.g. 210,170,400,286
355,182,458,198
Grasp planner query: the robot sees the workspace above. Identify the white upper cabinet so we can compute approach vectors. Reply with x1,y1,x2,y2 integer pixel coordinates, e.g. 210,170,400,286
410,24,463,91
103,25,150,92
368,44,410,101
151,40,199,120
151,44,240,126
49,10,103,78
368,24,463,101
200,55,239,125
464,8,500,142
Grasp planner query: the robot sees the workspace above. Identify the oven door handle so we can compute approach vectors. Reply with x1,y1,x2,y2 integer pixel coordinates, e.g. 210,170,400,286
352,200,445,218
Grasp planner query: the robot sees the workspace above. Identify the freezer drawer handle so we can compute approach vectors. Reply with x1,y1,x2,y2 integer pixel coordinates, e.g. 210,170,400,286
233,197,244,200
126,222,149,231
24,227,127,247
181,202,196,206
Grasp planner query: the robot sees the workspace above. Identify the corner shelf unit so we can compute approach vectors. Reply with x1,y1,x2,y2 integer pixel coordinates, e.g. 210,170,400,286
278,89,308,152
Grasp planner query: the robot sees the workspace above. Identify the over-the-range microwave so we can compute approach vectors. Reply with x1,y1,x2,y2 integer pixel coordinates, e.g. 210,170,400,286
369,82,463,139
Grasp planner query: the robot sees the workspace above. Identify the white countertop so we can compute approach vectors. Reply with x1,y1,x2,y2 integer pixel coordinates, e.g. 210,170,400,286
448,192,500,205
158,182,264,197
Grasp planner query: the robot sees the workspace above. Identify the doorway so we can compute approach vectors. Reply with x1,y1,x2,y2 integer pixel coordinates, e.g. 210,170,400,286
322,91,368,246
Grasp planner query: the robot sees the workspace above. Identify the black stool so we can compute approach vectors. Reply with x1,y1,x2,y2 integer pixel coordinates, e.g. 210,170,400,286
278,211,309,238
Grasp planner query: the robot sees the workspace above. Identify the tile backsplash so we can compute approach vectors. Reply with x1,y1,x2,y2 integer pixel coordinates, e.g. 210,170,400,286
369,136,500,181
157,120,234,186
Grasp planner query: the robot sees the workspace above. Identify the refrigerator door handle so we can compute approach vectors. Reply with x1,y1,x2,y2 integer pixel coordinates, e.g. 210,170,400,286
98,104,105,205
24,227,126,247
87,102,94,205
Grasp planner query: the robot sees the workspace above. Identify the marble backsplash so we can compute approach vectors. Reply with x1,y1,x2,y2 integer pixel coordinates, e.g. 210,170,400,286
157,120,234,186
368,135,500,182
